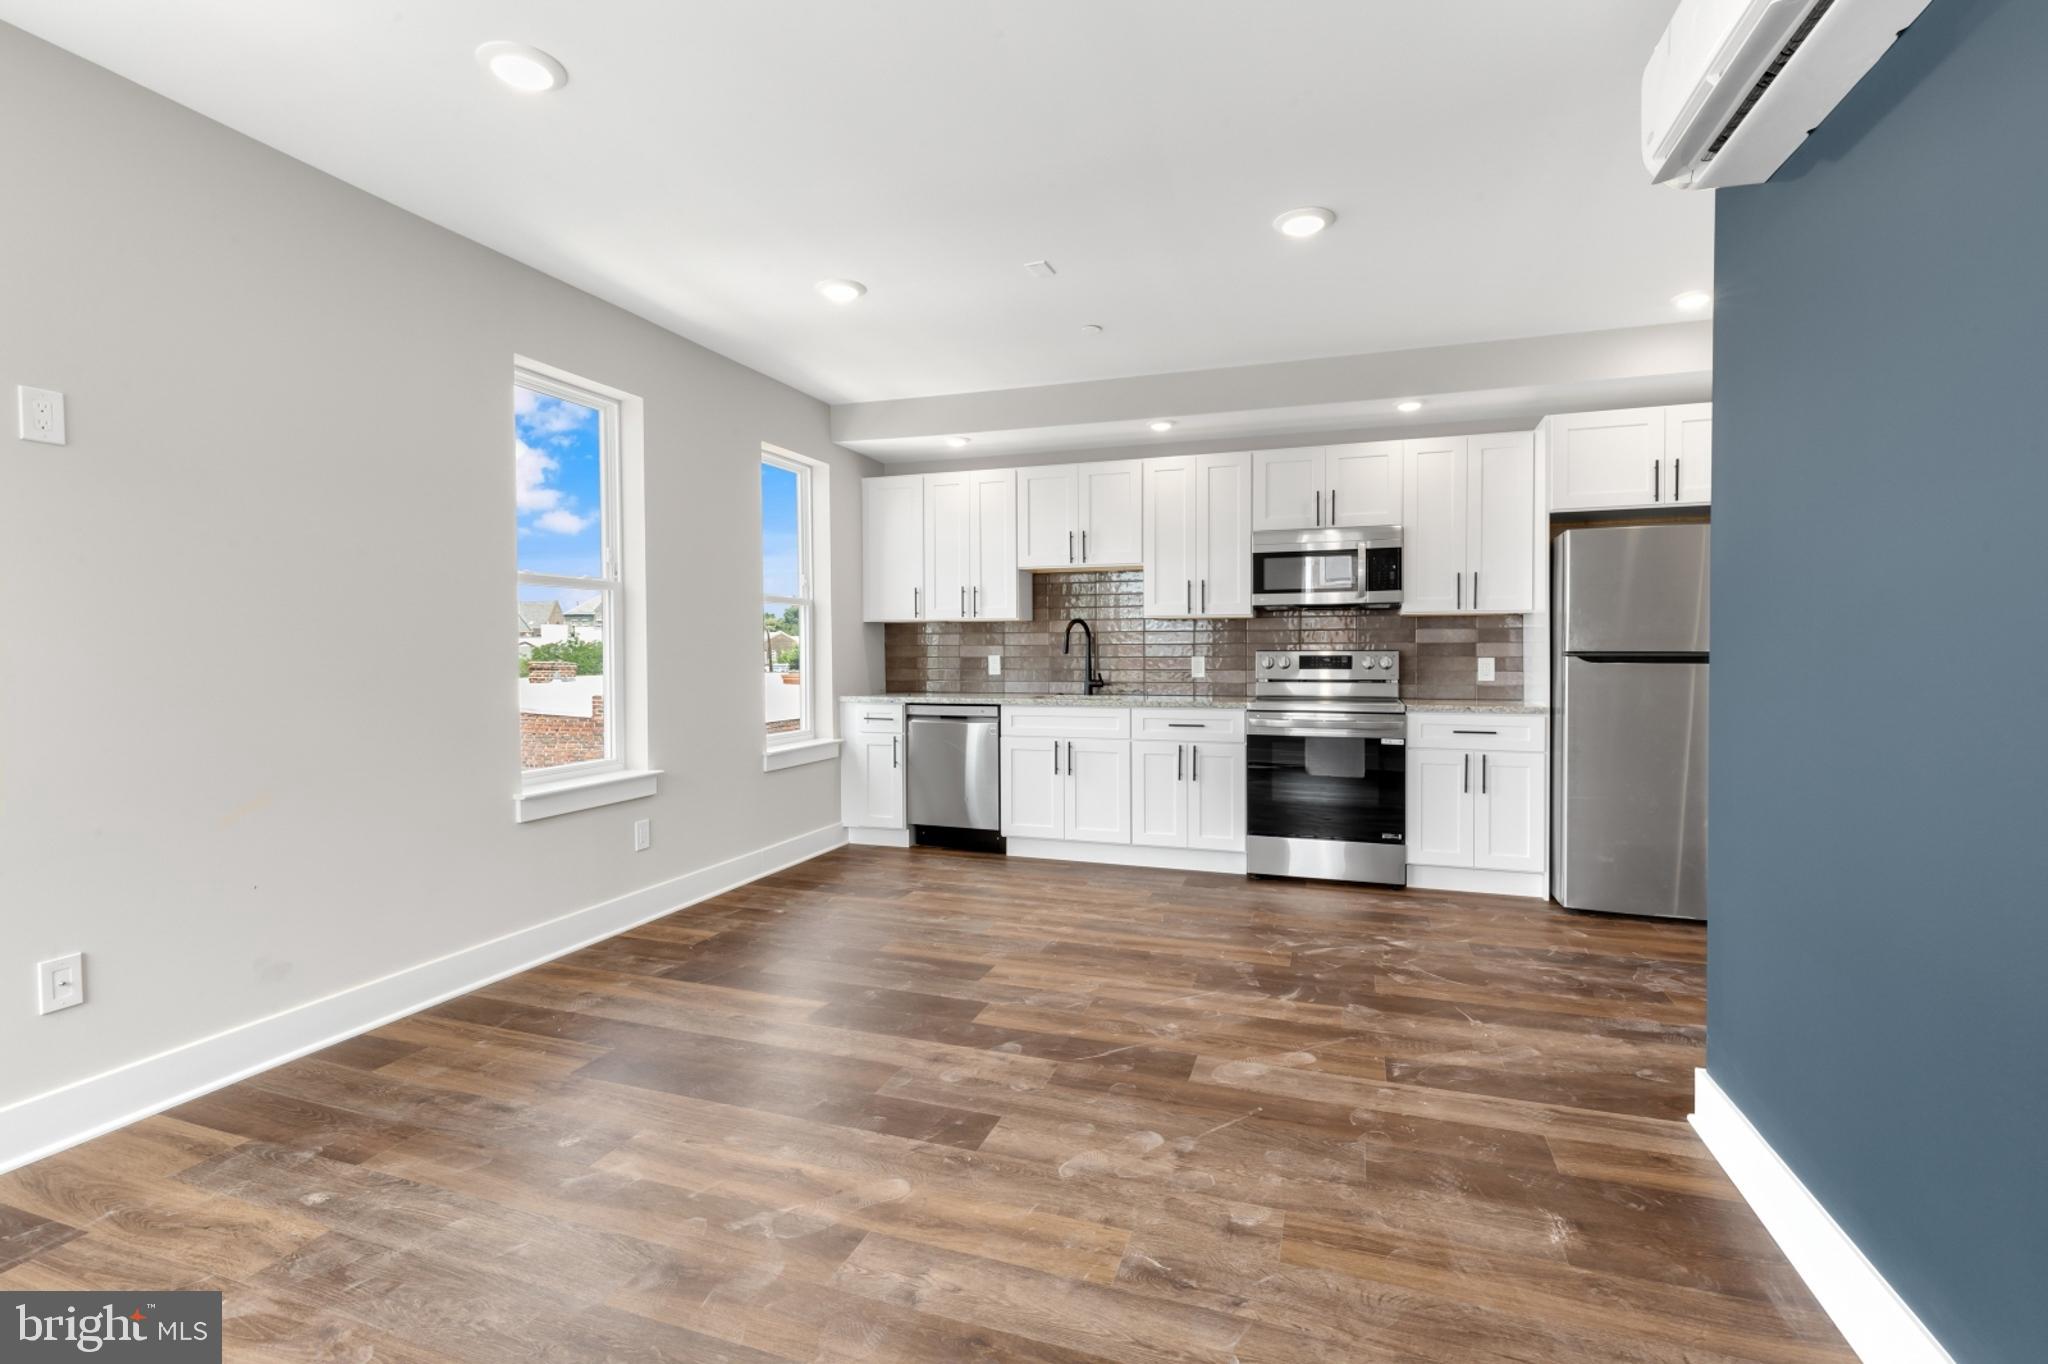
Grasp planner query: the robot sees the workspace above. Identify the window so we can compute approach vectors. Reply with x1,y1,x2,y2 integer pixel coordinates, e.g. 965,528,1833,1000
516,367,624,788
762,451,815,746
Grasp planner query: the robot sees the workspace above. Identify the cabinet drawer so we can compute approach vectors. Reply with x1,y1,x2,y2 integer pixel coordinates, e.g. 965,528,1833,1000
1408,712,1545,752
1132,708,1245,742
849,704,904,736
1002,706,1132,740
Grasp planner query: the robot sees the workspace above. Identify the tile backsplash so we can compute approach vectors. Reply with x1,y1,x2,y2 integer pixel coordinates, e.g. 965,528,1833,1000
883,571,1526,702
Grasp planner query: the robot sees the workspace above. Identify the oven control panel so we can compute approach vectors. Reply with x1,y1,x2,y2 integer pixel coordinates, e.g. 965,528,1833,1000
1256,651,1400,680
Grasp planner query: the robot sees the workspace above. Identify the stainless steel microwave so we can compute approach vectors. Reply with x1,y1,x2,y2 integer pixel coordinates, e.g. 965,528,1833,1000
1250,526,1402,609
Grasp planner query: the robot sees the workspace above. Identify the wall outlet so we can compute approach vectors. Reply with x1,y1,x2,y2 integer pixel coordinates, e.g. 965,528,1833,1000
37,953,84,1015
1477,656,1496,683
987,655,1002,676
1190,656,1206,679
17,386,66,445
632,819,651,852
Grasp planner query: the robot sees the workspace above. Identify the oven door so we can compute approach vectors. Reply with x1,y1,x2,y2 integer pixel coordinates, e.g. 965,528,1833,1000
1250,548,1366,607
1246,715,1407,846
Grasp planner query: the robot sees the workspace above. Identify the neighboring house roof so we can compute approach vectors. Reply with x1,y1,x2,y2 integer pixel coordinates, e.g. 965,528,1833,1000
564,594,604,621
763,630,798,651
518,599,565,630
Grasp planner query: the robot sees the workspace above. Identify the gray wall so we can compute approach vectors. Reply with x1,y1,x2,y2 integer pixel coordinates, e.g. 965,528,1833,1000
0,24,879,1110
1709,1,2047,1358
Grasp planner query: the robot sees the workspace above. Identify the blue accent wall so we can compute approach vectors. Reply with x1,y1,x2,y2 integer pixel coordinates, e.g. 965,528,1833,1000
1710,1,2048,1358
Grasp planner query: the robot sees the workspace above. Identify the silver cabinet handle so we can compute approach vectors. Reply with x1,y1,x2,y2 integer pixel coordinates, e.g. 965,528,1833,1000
1463,753,1470,794
960,585,966,616
1200,578,1207,613
1186,580,1192,614
1177,744,1184,782
1191,746,1199,782
1314,489,1322,526
892,737,898,768
1456,573,1462,610
1451,729,1497,735
1329,488,1336,524
1675,458,1682,500
913,586,920,617
1068,530,1074,564
973,584,979,616
1067,741,1074,773
1053,741,1059,776
1654,458,1662,503
1472,572,1479,609
1082,529,1088,562
1166,722,1203,728
1481,753,1488,795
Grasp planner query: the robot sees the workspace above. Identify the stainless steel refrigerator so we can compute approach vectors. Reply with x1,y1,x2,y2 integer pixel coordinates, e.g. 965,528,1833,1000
1553,525,1709,920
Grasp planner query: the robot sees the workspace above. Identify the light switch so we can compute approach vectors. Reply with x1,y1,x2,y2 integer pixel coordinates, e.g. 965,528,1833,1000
17,386,66,445
1190,656,1206,679
37,953,84,1015
987,655,1002,676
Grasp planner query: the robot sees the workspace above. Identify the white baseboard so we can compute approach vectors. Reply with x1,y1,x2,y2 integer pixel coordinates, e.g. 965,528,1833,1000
1691,1069,1954,1364
1004,838,1246,875
1404,864,1549,899
846,825,911,847
0,822,847,1176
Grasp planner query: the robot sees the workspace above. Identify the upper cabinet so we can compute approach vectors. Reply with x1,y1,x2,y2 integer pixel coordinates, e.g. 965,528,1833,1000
1400,433,1534,615
1547,403,1712,512
1015,461,1142,569
862,475,925,622
1251,443,1403,531
1143,452,1252,619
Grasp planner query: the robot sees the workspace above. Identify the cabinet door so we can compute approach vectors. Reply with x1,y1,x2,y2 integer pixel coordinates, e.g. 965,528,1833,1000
1130,741,1189,848
1467,431,1535,614
1473,750,1543,873
1141,456,1197,619
1063,739,1132,844
862,476,925,621
1668,403,1713,505
1401,437,1469,614
1405,748,1474,868
969,469,1023,620
1017,464,1078,569
859,735,905,829
1548,408,1664,511
1000,736,1064,840
1186,741,1245,853
1078,460,1143,567
923,472,972,621
1194,452,1253,617
1251,447,1326,531
1327,441,1403,528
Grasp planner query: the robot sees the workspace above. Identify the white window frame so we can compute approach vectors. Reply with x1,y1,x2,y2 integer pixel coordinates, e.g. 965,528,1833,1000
516,363,640,811
762,444,839,771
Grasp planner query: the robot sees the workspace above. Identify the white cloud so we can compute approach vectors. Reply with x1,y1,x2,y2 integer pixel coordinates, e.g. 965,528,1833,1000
533,508,594,534
514,386,597,438
515,439,563,513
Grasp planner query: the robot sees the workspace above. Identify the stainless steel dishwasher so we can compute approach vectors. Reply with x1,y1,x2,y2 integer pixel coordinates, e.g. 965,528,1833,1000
906,704,1002,850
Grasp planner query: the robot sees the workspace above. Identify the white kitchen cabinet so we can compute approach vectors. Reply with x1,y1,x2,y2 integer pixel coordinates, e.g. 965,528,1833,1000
1077,461,1144,568
1063,738,1131,844
969,469,1028,620
1667,403,1713,506
1130,738,1244,852
922,472,972,621
1017,464,1080,569
1252,447,1325,530
839,702,905,831
1143,452,1252,619
1130,740,1190,848
1327,441,1404,528
1000,736,1064,840
1401,433,1533,616
1401,436,1467,614
1406,748,1475,867
1012,461,1141,569
862,475,926,622
1472,749,1544,873
1467,431,1535,613
1186,741,1245,853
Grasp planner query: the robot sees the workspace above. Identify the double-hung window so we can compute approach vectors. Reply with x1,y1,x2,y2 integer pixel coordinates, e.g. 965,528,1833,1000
762,450,816,748
515,366,625,790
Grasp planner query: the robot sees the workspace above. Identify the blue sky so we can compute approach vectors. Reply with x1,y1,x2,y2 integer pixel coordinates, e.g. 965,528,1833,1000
762,461,800,602
515,385,603,580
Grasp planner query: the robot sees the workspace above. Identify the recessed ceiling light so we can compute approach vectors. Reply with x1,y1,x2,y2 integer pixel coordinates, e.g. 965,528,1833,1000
1672,289,1713,313
1149,420,1175,433
1080,323,1104,336
476,42,567,94
945,436,970,449
1396,400,1424,414
815,278,867,305
1273,206,1337,238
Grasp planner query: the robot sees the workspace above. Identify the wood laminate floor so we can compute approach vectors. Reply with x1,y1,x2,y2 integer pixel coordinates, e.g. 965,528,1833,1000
0,848,1850,1363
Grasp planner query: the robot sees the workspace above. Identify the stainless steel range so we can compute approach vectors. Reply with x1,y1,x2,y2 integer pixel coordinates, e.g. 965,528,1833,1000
1245,650,1407,886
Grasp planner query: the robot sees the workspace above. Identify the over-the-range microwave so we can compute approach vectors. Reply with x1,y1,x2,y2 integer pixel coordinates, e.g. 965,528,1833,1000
1250,525,1402,609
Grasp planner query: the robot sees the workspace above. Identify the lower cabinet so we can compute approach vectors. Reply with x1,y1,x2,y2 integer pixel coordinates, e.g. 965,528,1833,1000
839,702,906,832
1000,734,1131,844
1405,714,1546,878
1132,739,1244,852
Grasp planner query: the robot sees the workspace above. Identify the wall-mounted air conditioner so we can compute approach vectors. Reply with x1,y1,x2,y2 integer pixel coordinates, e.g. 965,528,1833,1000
1642,0,1929,190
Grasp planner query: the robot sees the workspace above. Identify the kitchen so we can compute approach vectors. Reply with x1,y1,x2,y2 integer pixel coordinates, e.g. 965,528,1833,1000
840,403,1709,918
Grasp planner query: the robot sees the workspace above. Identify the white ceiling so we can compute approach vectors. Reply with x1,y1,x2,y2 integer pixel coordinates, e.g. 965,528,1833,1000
2,1,1709,406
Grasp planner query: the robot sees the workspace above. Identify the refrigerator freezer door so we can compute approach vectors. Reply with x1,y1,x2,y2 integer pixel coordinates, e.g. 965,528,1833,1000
1554,657,1708,919
1557,525,1710,655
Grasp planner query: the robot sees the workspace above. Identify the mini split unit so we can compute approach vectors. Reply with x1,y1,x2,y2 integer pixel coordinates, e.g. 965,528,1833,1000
1642,0,1930,189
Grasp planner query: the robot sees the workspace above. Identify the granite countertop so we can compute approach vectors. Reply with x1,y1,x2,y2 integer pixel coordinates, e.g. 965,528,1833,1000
842,693,1247,710
1402,700,1547,714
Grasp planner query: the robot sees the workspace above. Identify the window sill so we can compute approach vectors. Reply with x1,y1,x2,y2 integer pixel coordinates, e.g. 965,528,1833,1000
763,737,841,772
515,768,662,823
